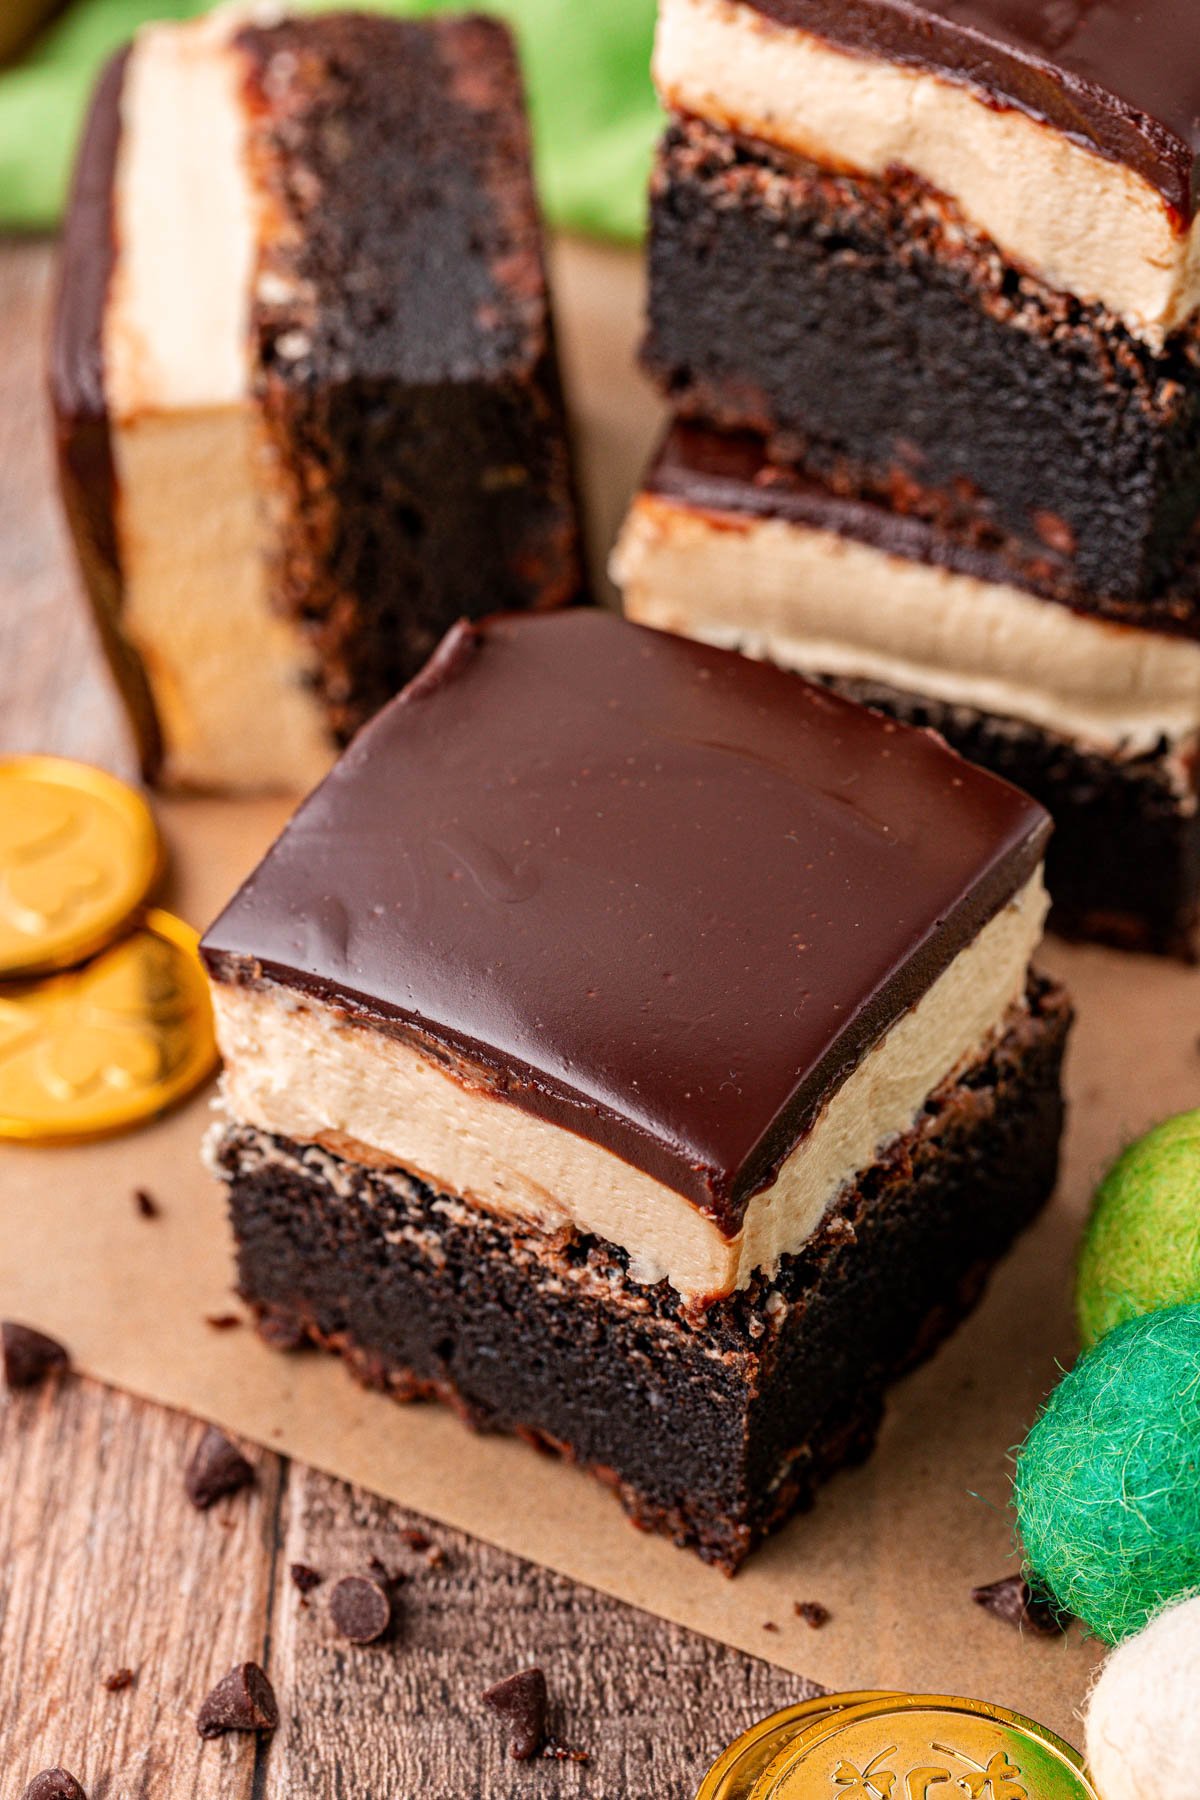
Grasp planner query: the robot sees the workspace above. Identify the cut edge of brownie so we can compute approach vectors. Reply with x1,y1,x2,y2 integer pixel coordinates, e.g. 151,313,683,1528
212,977,1070,1570
641,114,1200,601
239,12,587,742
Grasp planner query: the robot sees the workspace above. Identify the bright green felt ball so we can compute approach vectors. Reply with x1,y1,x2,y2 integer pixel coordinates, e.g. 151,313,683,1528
1077,1109,1200,1349
1014,1304,1200,1645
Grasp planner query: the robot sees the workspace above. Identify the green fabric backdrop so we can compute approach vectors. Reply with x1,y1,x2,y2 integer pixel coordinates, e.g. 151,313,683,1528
0,0,660,237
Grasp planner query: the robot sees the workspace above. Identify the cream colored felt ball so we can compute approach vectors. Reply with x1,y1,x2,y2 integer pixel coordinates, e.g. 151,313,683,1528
1085,1593,1200,1799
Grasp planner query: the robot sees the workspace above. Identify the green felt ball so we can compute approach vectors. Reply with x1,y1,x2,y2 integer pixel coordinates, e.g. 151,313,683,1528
1077,1109,1200,1349
1013,1304,1200,1645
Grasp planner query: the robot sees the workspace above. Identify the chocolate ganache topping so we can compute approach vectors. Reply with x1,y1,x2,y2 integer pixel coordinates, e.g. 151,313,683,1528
202,612,1049,1233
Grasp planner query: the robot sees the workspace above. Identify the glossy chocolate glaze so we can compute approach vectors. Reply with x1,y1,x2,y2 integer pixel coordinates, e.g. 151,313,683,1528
49,47,162,777
202,612,1049,1232
740,0,1200,219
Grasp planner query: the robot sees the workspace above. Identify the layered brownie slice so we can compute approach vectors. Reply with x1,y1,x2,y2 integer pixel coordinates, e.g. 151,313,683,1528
642,0,1200,600
615,423,1200,957
51,8,583,793
201,610,1068,1569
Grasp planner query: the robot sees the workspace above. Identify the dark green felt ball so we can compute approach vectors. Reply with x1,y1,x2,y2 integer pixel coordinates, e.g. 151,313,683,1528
1014,1303,1200,1645
1076,1109,1200,1349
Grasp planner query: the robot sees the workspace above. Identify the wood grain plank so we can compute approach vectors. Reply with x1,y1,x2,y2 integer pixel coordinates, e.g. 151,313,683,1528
0,1375,282,1798
266,1464,819,1800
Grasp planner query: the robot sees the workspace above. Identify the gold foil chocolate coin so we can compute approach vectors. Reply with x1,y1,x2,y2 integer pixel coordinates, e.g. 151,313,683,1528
0,909,217,1142
751,1693,1099,1799
697,1694,899,1799
0,755,161,977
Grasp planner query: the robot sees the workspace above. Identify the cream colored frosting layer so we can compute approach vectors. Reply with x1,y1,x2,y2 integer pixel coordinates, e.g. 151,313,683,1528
104,9,332,793
614,494,1200,759
212,871,1046,1304
654,0,1200,345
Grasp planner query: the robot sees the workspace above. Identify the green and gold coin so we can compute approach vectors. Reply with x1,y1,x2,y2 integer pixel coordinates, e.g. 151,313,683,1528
697,1694,898,1799
0,909,217,1142
0,755,161,977
752,1693,1099,1799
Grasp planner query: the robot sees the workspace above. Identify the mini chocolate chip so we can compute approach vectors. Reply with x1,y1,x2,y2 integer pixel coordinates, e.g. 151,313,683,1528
203,1313,243,1331
196,1662,279,1738
103,1667,135,1692
290,1562,323,1596
795,1601,831,1630
972,1574,1066,1637
2,1322,69,1391
399,1527,432,1552
185,1426,254,1510
482,1667,548,1762
20,1772,86,1800
133,1187,160,1218
762,1621,780,1633
330,1575,392,1644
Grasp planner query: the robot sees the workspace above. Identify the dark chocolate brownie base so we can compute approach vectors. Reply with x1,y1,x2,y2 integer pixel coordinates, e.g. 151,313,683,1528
642,116,1200,604
213,979,1070,1570
239,14,585,742
819,676,1200,961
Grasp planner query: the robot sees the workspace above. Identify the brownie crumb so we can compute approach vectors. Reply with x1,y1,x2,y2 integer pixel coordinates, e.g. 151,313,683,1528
424,1545,448,1569
482,1666,548,1762
795,1601,831,1630
133,1187,161,1219
972,1574,1067,1637
399,1526,432,1552
290,1562,323,1596
102,1667,135,1692
196,1662,279,1739
2,1322,69,1391
204,1313,243,1331
543,1742,590,1764
20,1772,87,1800
256,1310,309,1352
185,1426,255,1510
330,1574,392,1644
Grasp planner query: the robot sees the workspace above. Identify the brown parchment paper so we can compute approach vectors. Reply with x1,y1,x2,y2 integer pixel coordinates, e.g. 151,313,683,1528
4,240,1194,1746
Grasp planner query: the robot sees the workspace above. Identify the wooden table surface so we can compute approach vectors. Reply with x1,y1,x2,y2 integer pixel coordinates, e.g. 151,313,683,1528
0,238,819,1800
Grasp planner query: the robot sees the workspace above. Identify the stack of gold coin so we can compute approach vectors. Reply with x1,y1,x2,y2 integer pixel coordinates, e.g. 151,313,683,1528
698,1692,1102,1799
0,756,217,1142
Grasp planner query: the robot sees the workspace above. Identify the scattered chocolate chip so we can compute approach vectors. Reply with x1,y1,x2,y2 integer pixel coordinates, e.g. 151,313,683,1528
196,1662,279,1739
795,1601,831,1630
133,1186,161,1219
482,1667,548,1762
2,1322,69,1391
20,1773,86,1800
203,1313,242,1331
330,1574,392,1644
399,1526,432,1552
972,1574,1067,1637
762,1621,780,1633
102,1667,135,1692
184,1426,254,1510
290,1562,323,1596
256,1311,308,1352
